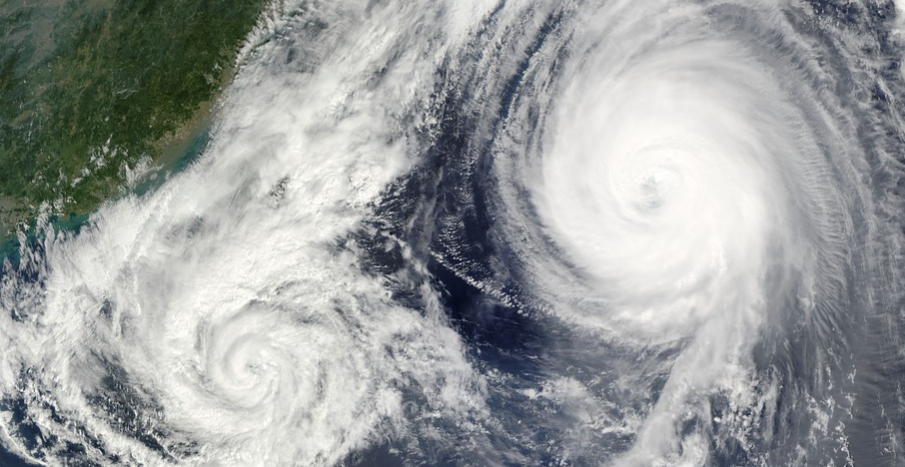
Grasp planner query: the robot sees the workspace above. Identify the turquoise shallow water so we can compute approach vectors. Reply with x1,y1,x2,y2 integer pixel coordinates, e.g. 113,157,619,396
1,1,904,466
0,129,211,466
0,129,211,267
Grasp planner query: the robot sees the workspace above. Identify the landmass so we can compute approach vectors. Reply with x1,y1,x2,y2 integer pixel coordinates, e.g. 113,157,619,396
0,0,268,238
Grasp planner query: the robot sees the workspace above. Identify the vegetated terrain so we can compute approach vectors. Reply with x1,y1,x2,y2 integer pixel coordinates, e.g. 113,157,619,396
0,0,266,236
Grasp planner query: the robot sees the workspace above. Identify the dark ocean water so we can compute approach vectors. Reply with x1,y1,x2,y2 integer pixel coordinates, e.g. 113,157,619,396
1,0,905,466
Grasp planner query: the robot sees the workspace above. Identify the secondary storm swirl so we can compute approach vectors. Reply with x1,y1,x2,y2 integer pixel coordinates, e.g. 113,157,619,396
1,0,904,466
0,1,493,466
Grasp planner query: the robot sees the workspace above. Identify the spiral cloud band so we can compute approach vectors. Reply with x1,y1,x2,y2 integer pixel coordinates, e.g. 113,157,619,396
429,0,904,464
2,0,905,466
0,2,491,465
521,6,847,459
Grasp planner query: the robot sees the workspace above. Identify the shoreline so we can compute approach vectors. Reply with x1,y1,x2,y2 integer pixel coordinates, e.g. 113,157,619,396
0,1,265,261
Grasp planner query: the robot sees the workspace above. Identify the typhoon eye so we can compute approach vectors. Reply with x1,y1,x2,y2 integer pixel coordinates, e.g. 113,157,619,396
1,1,905,466
422,1,905,465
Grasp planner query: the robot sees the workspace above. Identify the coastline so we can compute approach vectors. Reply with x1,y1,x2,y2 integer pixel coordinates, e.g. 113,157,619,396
0,0,266,262
0,0,268,248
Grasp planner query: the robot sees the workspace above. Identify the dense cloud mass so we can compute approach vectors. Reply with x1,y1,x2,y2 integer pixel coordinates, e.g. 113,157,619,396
1,0,905,466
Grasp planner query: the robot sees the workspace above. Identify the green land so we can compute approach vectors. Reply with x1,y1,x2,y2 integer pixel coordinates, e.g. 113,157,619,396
0,0,267,238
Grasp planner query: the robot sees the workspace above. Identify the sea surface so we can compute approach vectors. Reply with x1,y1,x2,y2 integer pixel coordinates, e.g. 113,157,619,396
1,1,905,466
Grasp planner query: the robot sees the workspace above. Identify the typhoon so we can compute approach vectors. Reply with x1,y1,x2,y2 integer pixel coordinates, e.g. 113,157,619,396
1,0,905,466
